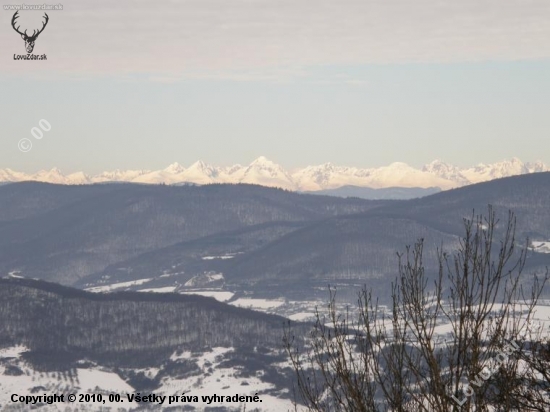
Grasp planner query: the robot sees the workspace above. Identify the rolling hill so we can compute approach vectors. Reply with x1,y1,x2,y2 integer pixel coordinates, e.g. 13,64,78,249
0,182,380,284
222,173,550,288
66,173,550,305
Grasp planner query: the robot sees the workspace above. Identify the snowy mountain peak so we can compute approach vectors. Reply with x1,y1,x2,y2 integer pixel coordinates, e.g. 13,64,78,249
526,160,549,173
32,168,66,184
245,157,289,176
96,169,151,183
164,162,185,174
2,158,548,191
313,162,336,172
249,156,278,167
66,172,91,184
180,161,219,184
241,157,294,189
422,160,469,185
423,159,452,170
461,158,529,183
187,160,212,171
39,167,63,177
386,162,414,170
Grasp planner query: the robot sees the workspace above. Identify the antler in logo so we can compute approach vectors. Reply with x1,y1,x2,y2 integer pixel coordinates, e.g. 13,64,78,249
11,11,49,54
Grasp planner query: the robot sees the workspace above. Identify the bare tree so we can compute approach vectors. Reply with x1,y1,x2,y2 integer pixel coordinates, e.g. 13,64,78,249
502,301,550,411
284,207,549,411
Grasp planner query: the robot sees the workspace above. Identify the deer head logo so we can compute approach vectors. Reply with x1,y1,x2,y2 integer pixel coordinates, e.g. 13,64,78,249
11,11,49,54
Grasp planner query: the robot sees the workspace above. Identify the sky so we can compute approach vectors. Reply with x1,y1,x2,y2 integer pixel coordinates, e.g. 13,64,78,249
0,0,549,174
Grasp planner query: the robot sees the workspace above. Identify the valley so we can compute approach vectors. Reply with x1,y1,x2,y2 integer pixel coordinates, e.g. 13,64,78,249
1,174,550,410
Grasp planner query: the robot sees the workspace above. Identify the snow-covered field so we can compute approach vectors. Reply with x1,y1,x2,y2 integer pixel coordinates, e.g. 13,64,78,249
184,272,224,287
0,346,137,411
85,278,153,293
531,240,550,253
138,286,178,293
202,254,238,260
2,301,549,411
158,347,296,412
288,312,316,321
229,298,286,310
0,345,296,411
180,290,235,301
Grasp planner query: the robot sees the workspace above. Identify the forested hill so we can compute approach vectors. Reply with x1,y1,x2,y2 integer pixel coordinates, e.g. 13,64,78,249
0,278,300,367
223,172,550,283
0,182,385,284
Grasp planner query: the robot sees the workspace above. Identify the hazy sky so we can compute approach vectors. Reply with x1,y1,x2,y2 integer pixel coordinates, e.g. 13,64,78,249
1,0,549,174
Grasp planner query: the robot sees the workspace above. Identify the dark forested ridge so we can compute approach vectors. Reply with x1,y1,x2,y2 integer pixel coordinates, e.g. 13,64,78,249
2,175,550,297
75,220,307,288
374,171,550,239
0,182,383,284
222,172,550,284
85,173,550,290
0,278,302,368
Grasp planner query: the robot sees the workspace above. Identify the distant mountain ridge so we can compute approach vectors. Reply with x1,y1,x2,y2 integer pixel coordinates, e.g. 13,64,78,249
1,157,547,191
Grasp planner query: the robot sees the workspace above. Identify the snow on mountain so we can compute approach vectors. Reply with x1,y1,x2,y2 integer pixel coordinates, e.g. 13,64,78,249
366,162,457,190
163,162,186,174
132,163,188,185
239,156,295,190
92,169,151,183
0,168,30,182
292,163,367,191
291,163,336,191
293,161,457,191
422,160,470,186
30,168,67,184
132,162,192,184
526,161,549,173
179,160,220,184
66,171,92,185
2,158,548,191
461,157,529,184
219,164,246,183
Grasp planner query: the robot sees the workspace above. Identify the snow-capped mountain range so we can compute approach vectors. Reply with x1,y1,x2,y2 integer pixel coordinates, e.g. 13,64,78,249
0,157,547,191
